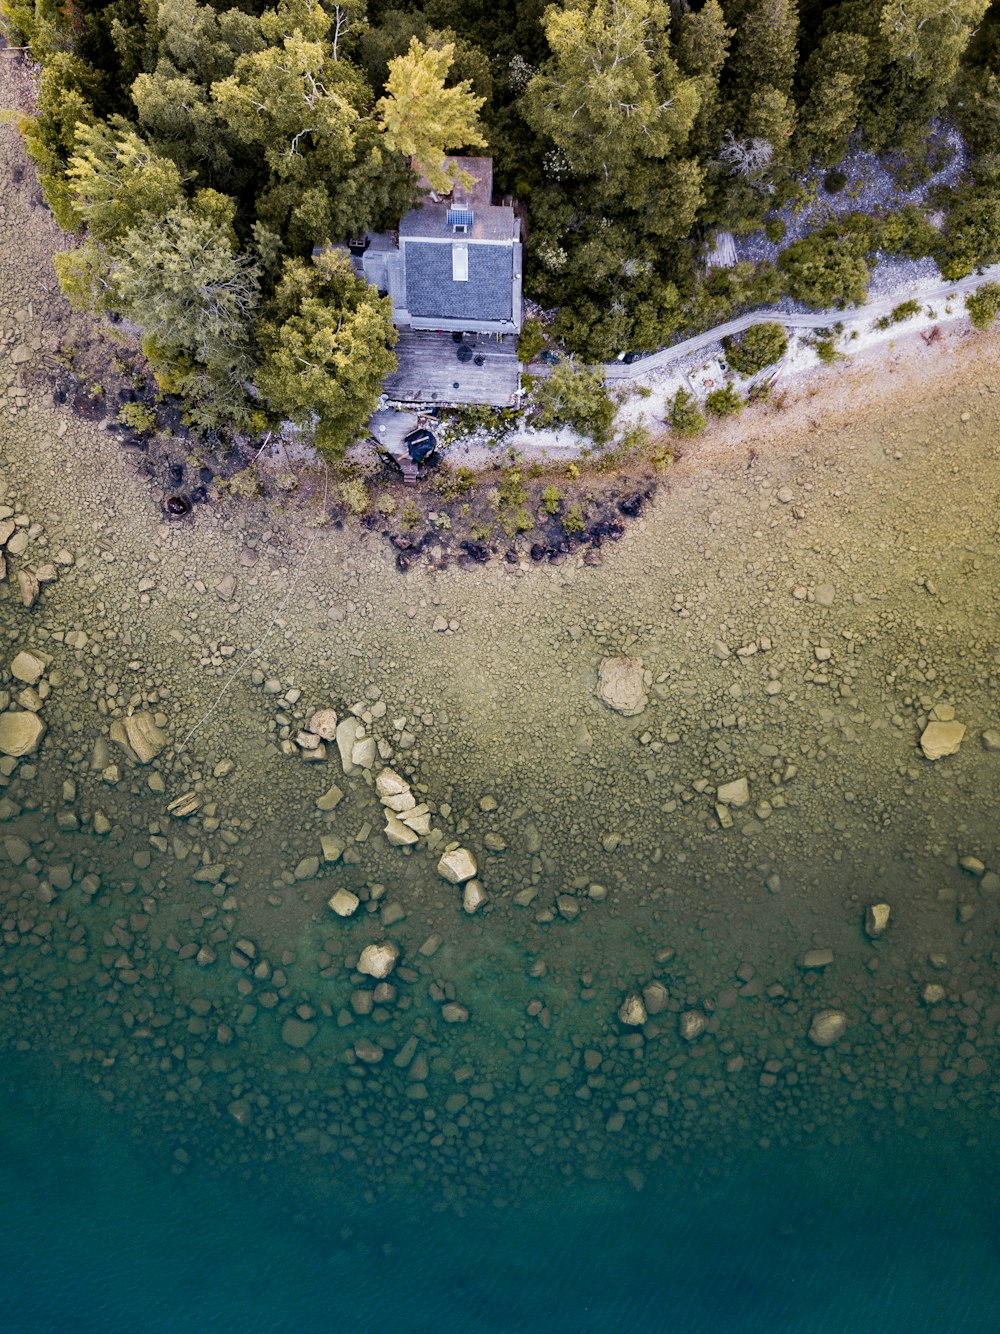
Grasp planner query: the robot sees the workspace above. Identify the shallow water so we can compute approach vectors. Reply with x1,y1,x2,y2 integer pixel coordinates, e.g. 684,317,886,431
3,80,1000,1327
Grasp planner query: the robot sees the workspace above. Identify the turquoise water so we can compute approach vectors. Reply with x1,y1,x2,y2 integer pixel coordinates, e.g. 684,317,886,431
3,1049,998,1332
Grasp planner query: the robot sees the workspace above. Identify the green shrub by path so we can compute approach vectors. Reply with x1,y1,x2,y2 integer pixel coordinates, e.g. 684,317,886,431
777,215,873,308
667,386,706,438
873,299,922,331
528,361,615,444
705,383,744,418
965,283,1000,330
541,485,563,516
723,322,788,375
517,317,547,364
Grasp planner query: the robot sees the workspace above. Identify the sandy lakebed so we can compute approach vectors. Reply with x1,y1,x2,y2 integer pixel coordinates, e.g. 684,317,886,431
2,41,1000,1273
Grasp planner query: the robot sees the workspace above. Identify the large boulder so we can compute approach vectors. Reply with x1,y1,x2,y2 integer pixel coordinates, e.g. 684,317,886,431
920,720,965,760
437,846,477,884
596,656,648,716
11,651,46,685
124,712,167,765
358,941,399,979
0,710,46,757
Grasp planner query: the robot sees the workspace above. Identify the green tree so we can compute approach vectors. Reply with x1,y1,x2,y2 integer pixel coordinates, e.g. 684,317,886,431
528,359,616,442
723,322,788,374
523,0,700,194
64,117,185,241
795,32,869,165
778,216,873,307
376,36,487,192
255,249,398,458
667,385,705,436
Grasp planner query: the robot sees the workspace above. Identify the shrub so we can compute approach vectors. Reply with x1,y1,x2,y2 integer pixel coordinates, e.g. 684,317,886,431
874,299,921,330
116,401,158,433
437,465,476,500
764,216,786,244
813,337,842,363
778,216,872,307
723,322,788,375
650,441,675,471
667,386,706,437
823,168,848,194
966,282,1000,329
529,361,616,443
400,501,421,531
541,485,563,515
517,317,547,363
562,504,585,534
226,467,262,500
705,383,745,417
939,188,1000,278
877,205,938,260
339,477,371,515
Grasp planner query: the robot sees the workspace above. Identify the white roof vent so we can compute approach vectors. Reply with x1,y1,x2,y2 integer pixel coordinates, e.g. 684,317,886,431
452,243,469,282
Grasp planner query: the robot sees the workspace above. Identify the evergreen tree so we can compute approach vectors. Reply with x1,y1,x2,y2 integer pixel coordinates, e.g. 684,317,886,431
377,37,487,192
255,249,398,458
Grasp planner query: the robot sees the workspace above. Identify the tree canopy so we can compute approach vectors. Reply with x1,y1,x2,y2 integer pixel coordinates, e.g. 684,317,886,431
4,0,1000,444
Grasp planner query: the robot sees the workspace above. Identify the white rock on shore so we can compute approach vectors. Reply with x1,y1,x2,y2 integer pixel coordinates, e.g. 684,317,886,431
596,656,648,716
437,846,477,884
0,709,45,757
920,720,966,760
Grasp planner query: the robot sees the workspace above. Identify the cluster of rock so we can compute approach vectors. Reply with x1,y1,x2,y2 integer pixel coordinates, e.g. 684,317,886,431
374,766,433,848
0,647,50,761
0,492,71,609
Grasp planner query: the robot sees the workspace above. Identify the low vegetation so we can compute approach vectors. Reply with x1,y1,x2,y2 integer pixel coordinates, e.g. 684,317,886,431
723,322,788,375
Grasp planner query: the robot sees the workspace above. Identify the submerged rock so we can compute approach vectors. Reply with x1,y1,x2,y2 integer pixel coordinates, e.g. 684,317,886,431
808,1009,848,1047
618,993,647,1027
124,712,168,765
596,655,648,716
358,941,399,979
865,903,891,938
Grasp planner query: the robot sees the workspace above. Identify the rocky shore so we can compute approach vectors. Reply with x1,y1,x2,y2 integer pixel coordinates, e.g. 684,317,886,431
2,55,1000,1207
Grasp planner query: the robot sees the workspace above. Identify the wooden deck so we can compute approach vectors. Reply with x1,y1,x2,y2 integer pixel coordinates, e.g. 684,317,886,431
383,329,521,408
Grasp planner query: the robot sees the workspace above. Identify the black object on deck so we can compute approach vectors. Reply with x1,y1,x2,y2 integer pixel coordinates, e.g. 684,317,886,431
405,427,437,464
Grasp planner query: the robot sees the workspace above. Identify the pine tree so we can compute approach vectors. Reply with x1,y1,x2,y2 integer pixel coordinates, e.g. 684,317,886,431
376,37,487,192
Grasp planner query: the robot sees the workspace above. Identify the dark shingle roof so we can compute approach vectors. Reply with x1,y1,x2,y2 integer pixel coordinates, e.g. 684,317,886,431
404,242,513,323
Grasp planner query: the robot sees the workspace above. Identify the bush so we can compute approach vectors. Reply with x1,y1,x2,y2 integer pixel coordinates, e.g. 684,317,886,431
723,322,788,375
877,205,938,260
779,224,871,307
764,216,786,244
874,299,921,330
339,477,371,515
517,317,547,363
437,465,476,499
705,383,744,417
813,337,842,363
116,401,158,433
562,504,585,535
529,361,616,443
541,484,563,515
939,188,1000,278
823,168,848,194
966,282,1000,329
667,386,706,437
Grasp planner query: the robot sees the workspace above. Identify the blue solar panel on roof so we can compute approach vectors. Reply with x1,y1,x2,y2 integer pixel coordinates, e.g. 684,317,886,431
447,208,474,227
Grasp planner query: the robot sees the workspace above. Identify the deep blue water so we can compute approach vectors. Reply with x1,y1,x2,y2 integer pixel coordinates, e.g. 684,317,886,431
2,1051,998,1333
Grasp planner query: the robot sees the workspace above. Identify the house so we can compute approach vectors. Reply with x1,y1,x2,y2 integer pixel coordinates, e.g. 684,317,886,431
361,157,523,337
356,158,524,409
